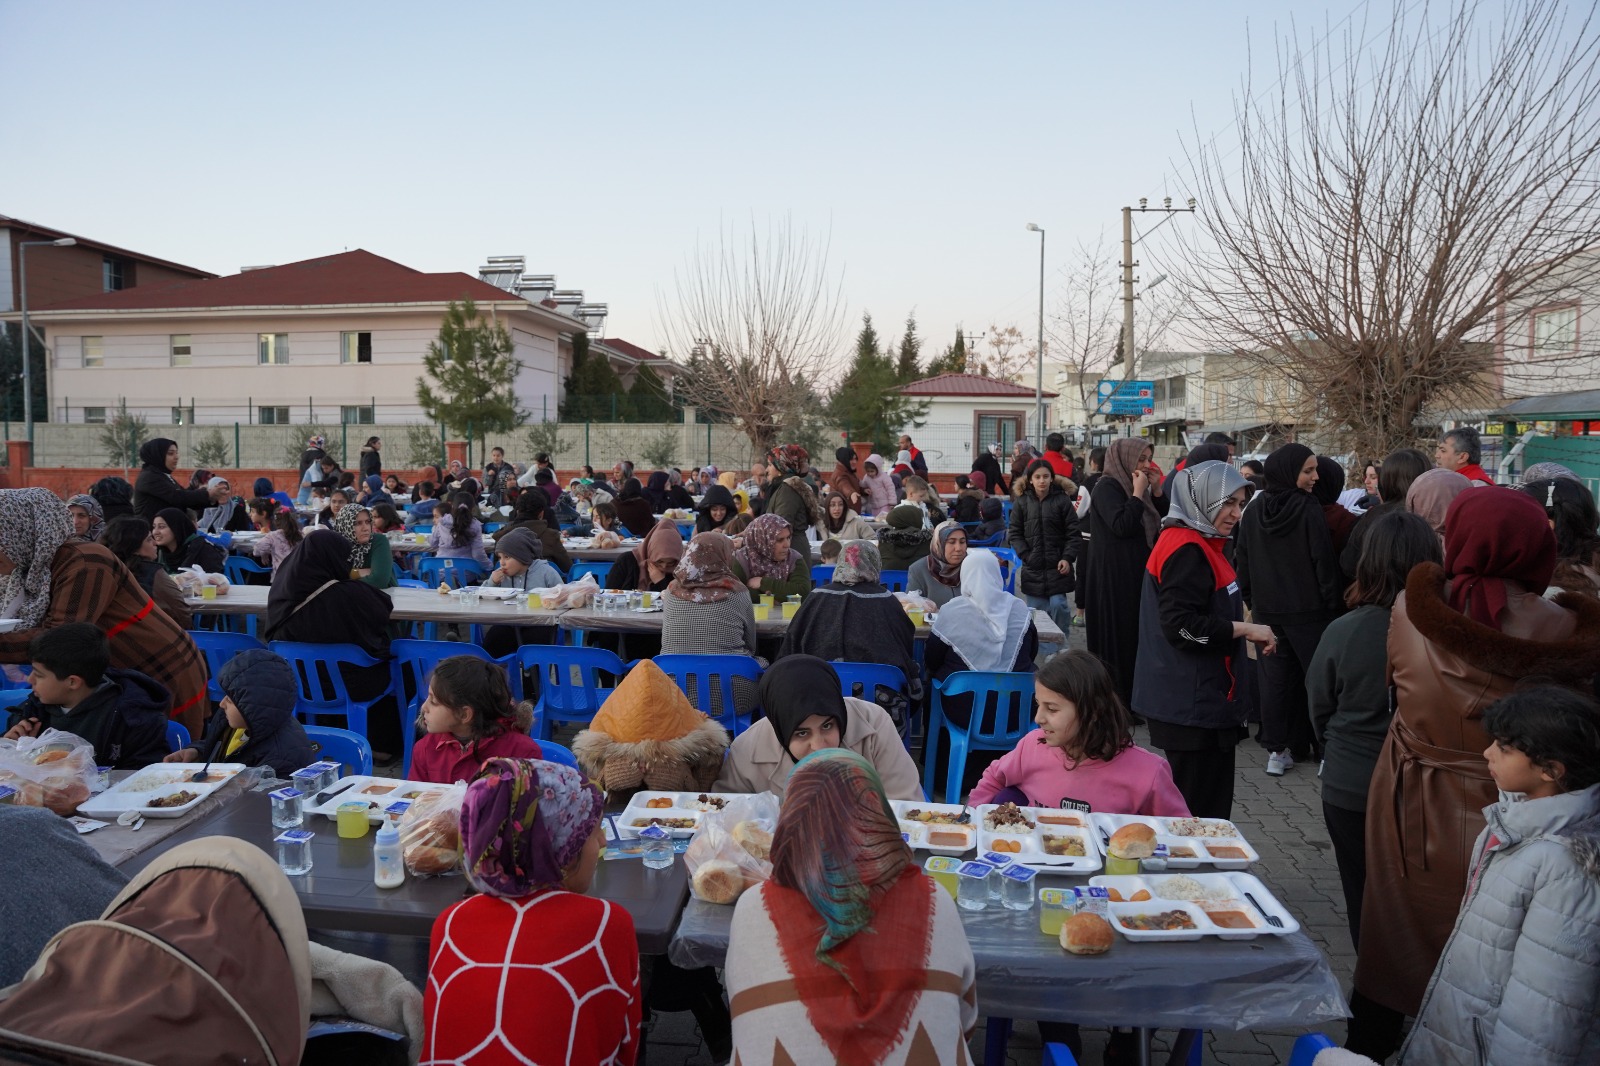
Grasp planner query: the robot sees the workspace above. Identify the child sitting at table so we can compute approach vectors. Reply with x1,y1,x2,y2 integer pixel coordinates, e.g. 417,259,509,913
408,657,541,784
166,647,315,778
817,537,843,564
591,501,620,534
408,480,439,524
968,649,1189,816
425,757,640,1066
1396,687,1600,1066
3,623,169,770
485,528,563,593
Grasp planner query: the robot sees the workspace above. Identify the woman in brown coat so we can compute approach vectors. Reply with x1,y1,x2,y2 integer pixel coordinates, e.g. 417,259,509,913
0,489,209,737
1348,488,1600,1059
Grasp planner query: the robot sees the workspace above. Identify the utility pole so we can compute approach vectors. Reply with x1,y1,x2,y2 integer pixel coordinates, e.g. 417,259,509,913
1120,197,1195,378
1025,223,1045,436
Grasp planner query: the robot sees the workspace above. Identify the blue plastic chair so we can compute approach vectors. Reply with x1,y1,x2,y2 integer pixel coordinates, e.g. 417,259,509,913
513,645,628,739
268,640,393,770
190,631,268,703
166,720,191,753
810,565,835,585
304,724,375,776
410,522,434,534
395,577,429,589
415,556,488,589
483,523,504,534
1043,1043,1080,1066
0,689,31,710
986,546,1021,594
535,738,580,771
224,555,272,585
652,654,763,735
389,639,510,772
568,560,614,586
923,671,1036,804
829,660,909,704
1287,1033,1336,1066
967,529,1006,548
268,491,295,510
201,531,233,549
880,569,909,592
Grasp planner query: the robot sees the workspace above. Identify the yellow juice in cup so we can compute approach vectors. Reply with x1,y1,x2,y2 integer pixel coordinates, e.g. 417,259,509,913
1038,888,1071,937
336,802,369,839
1104,854,1141,876
781,601,800,620
925,856,961,898
759,593,776,609
906,608,924,627
200,584,217,601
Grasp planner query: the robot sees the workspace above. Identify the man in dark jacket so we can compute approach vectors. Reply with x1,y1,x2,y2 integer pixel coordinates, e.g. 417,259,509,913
166,648,314,779
896,435,929,478
3,624,170,770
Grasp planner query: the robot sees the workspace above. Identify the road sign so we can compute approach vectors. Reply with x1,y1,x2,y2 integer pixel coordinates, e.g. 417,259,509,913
1096,379,1155,416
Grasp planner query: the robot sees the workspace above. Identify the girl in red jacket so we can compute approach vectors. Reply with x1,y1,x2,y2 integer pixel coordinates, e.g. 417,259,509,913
408,657,541,785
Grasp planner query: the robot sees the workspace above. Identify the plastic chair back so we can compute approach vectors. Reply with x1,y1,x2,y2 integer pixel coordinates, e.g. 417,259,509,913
410,522,434,534
415,556,487,589
201,531,233,549
395,577,429,589
513,645,628,739
1043,1043,1081,1066
267,641,391,769
810,565,835,585
828,661,908,704
0,689,32,710
1287,1034,1336,1066
967,529,1005,548
268,491,295,510
535,738,580,771
568,560,613,586
987,546,1021,594
304,724,375,776
483,523,504,534
652,654,763,735
923,670,1036,804
223,555,272,587
165,721,191,753
190,631,268,704
390,639,509,773
880,569,909,592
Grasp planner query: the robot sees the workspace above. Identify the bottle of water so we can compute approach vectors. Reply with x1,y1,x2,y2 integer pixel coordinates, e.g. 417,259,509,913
641,825,673,869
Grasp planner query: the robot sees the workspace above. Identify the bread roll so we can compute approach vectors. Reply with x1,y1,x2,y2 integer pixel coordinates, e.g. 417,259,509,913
693,858,745,905
406,844,459,875
1060,913,1114,955
1108,822,1157,860
732,821,772,862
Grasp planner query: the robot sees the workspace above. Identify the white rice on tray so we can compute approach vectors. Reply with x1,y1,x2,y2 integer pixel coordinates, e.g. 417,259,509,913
1164,817,1240,838
1153,875,1233,901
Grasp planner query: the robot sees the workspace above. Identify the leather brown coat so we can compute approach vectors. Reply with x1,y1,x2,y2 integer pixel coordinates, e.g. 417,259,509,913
1354,563,1600,1015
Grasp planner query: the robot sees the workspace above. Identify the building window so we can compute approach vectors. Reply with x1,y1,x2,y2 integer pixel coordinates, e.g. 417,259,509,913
83,407,106,424
340,331,373,364
258,406,291,425
170,334,192,367
1532,305,1578,353
172,406,194,425
82,336,103,368
258,333,289,364
341,405,375,425
103,258,126,292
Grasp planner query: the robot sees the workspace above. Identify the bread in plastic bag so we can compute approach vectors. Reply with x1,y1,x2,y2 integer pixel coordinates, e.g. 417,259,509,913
0,728,96,816
684,792,781,905
398,784,466,877
172,566,230,596
542,573,600,608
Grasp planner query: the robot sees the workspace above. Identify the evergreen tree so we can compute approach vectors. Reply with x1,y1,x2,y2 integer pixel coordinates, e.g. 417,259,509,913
416,299,525,460
925,326,969,376
828,311,929,452
628,362,676,422
895,313,923,382
561,332,627,420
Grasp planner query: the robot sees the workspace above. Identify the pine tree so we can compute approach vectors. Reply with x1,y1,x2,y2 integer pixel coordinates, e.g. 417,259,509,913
561,332,627,421
628,362,676,422
895,313,923,382
925,326,969,376
828,312,929,452
416,299,525,461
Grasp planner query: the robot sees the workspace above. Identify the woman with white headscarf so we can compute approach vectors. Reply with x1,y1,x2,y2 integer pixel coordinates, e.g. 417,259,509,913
1132,461,1277,819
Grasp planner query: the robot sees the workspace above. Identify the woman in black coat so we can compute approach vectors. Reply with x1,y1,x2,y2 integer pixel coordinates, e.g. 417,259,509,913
1007,459,1080,627
152,507,227,575
695,484,737,534
1085,437,1163,708
131,438,220,523
1232,442,1343,775
612,478,657,538
971,444,1008,497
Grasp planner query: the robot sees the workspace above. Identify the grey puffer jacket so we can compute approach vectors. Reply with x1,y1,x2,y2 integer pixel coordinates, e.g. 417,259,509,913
1400,783,1600,1066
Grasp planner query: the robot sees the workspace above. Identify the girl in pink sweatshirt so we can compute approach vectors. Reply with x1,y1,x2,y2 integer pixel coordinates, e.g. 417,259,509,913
968,650,1189,816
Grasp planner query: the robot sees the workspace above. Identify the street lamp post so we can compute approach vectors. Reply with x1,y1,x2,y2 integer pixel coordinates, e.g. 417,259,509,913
17,237,77,443
1025,223,1045,437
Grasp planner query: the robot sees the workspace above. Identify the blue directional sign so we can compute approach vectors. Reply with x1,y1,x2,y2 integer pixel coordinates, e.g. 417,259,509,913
1096,379,1155,416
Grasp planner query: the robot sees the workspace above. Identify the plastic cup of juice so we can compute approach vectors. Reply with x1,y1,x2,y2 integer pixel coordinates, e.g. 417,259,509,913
781,601,801,620
907,608,924,627
336,802,370,839
1038,887,1072,937
925,856,960,898
1105,853,1141,876
200,584,217,601
759,593,776,610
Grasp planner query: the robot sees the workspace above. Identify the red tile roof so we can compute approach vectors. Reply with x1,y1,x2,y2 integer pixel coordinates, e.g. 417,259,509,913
898,372,1057,398
1,213,216,279
32,250,541,313
598,337,666,362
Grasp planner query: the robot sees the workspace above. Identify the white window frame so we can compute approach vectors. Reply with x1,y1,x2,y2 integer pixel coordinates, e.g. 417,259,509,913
341,404,375,425
258,333,289,365
170,334,192,367
83,406,107,424
258,406,291,425
340,331,373,364
1532,304,1579,353
82,336,103,368
172,406,194,425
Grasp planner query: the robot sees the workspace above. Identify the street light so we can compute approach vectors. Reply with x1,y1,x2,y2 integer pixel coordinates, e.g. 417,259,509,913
18,237,77,443
1025,223,1045,437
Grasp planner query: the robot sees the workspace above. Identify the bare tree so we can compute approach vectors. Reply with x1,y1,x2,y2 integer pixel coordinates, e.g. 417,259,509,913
659,218,848,457
976,324,1036,383
1175,0,1600,459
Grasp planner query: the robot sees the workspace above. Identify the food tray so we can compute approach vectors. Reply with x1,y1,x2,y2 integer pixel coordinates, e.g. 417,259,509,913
617,790,741,838
77,764,249,819
888,799,976,856
300,776,450,823
1091,872,1299,940
449,586,521,600
1090,813,1259,869
0,619,22,635
975,803,1102,873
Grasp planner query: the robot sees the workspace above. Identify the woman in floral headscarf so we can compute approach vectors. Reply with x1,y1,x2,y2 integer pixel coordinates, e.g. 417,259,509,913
65,494,106,542
425,758,641,1066
732,513,812,603
0,488,209,737
663,532,761,719
726,748,976,1066
762,444,819,567
907,520,967,608
331,502,396,588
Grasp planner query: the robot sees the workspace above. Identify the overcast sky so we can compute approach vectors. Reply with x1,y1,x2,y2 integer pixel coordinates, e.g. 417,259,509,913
3,0,1367,364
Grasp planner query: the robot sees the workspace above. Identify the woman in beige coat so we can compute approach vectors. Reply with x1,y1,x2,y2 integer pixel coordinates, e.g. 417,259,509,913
713,655,922,800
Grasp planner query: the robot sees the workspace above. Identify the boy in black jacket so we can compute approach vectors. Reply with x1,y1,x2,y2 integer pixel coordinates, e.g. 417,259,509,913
3,624,169,769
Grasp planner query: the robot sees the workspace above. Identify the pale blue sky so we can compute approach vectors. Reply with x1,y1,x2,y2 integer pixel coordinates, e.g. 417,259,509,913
2,0,1363,363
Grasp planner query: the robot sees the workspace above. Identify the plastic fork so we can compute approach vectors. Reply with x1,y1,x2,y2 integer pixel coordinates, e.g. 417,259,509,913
1244,890,1284,928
